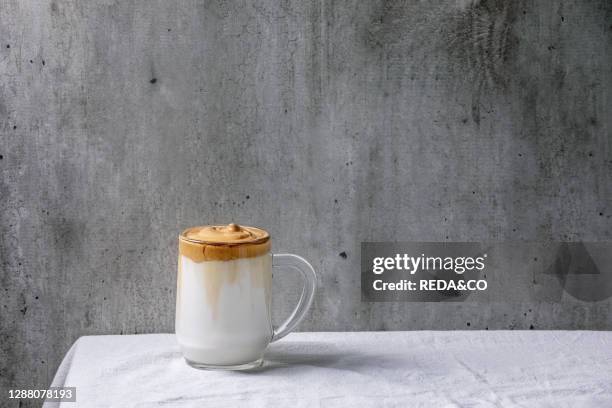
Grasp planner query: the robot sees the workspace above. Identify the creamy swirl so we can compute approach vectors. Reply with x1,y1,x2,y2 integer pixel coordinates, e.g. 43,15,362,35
179,223,270,262
182,223,269,244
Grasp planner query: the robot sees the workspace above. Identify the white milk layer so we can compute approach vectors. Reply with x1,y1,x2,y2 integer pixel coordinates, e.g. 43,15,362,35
176,253,272,365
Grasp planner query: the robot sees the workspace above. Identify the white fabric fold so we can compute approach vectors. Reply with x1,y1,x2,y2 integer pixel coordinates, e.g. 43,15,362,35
44,331,612,407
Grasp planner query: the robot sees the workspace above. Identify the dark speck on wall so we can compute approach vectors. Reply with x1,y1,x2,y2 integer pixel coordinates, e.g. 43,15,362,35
150,78,157,84
466,322,471,327
0,155,3,160
13,125,17,130
529,324,534,330
245,195,250,199
339,251,347,259
42,60,45,65
6,44,9,48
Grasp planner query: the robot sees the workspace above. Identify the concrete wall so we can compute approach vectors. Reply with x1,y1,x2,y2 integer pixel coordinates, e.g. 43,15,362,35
1,0,610,400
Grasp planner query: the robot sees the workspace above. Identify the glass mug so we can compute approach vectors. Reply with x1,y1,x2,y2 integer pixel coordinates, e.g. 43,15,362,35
176,223,317,370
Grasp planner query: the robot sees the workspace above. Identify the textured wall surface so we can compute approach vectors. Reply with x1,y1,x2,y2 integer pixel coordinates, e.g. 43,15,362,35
1,0,611,401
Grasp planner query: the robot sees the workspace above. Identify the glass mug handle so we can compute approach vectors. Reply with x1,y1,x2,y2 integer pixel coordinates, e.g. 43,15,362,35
271,254,317,342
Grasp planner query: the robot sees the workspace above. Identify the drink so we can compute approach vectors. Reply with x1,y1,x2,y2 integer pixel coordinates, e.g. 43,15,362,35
176,223,316,370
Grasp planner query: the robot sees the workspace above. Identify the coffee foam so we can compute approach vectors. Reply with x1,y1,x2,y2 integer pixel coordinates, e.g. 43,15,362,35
179,223,270,262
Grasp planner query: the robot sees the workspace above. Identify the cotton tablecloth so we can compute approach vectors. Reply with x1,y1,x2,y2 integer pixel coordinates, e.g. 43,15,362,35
45,331,612,407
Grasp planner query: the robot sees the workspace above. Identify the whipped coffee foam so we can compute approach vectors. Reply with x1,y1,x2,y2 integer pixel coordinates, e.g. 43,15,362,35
179,223,270,262
182,223,268,244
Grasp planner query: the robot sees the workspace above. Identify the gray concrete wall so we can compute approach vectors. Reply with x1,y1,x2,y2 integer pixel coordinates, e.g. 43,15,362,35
1,0,610,402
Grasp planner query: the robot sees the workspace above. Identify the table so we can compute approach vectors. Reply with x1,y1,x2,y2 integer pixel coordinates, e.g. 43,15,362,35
45,331,612,407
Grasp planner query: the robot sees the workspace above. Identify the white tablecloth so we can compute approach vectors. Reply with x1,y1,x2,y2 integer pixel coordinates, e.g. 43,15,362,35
45,331,612,407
